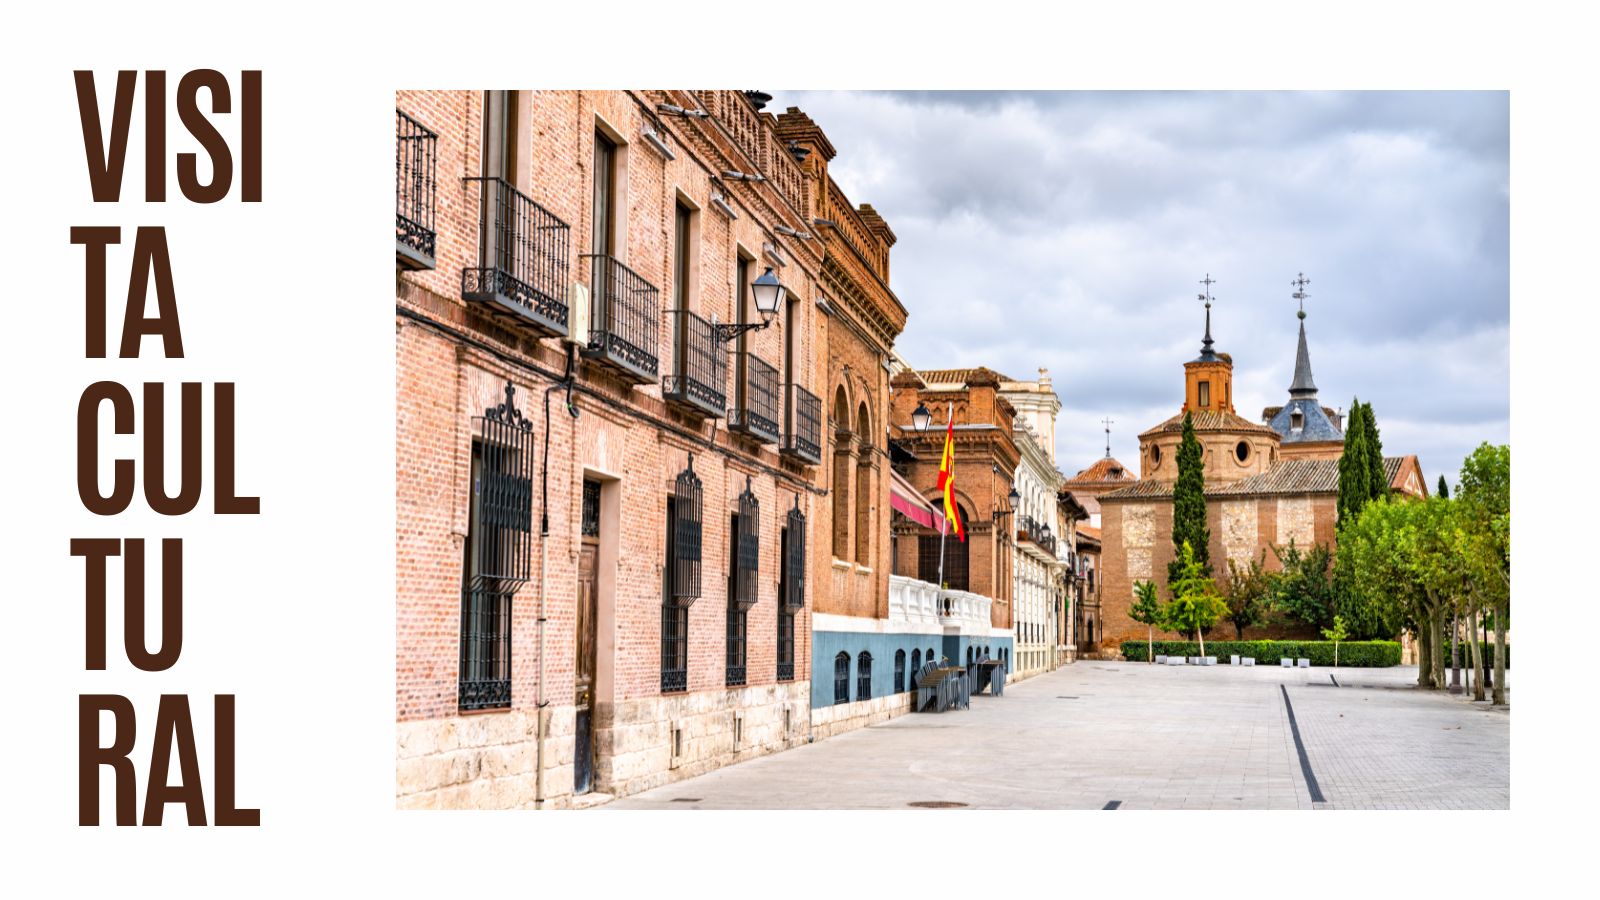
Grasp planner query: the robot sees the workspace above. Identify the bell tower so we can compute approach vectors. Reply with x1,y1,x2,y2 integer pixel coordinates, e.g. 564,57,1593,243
1182,274,1234,414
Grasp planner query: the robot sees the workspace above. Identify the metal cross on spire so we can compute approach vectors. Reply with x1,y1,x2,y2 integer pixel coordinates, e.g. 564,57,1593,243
1292,272,1311,319
1101,417,1114,458
1197,273,1217,356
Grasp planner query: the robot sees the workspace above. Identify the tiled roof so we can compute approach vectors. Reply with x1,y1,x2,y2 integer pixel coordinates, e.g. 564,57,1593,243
914,367,1008,387
1139,409,1280,439
1064,456,1137,485
1101,456,1416,502
1076,524,1102,544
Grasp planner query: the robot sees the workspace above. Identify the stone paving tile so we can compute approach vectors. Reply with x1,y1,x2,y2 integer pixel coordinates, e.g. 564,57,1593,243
604,662,1509,810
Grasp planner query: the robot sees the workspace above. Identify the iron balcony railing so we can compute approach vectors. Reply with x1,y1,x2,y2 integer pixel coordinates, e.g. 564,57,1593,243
781,383,822,464
396,109,438,270
728,351,780,444
1017,515,1056,555
663,309,727,418
461,176,570,336
581,254,660,384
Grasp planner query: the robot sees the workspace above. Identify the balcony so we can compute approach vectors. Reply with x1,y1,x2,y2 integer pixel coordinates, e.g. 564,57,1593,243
781,384,822,464
581,254,660,384
888,575,941,625
663,309,727,419
727,351,780,444
396,109,437,270
1017,514,1058,561
938,588,995,634
461,177,570,337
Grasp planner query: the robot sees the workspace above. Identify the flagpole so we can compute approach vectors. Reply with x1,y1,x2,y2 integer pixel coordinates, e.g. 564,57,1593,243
937,403,951,594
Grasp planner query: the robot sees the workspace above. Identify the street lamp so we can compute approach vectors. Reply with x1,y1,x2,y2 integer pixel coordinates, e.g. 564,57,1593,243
1008,486,1021,510
911,401,933,434
714,267,786,342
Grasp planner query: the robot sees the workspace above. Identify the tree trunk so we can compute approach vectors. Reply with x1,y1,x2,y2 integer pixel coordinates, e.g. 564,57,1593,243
1468,605,1485,702
1147,625,1153,664
1450,612,1462,692
1416,625,1433,689
1334,641,1339,668
1492,601,1507,706
1429,610,1446,690
1197,628,1205,659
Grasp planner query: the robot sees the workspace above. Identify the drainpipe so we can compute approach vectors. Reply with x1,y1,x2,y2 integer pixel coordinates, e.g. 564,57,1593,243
534,348,579,808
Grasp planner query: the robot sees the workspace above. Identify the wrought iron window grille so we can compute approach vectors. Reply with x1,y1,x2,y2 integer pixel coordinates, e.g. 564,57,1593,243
776,608,794,682
669,456,703,606
894,649,907,694
581,479,601,537
459,382,535,712
733,476,760,609
857,652,873,701
661,604,688,694
783,497,806,611
461,176,571,336
396,109,438,270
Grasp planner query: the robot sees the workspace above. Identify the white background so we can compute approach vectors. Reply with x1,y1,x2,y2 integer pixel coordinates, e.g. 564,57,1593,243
0,0,1586,895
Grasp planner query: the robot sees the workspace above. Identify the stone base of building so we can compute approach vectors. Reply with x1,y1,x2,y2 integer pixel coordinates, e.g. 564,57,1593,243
810,690,916,740
396,681,811,810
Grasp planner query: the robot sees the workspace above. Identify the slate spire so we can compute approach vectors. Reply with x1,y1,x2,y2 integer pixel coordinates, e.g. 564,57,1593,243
1289,274,1317,398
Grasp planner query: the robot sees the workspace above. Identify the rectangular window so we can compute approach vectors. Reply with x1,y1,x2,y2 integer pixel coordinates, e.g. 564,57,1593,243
661,496,689,694
592,130,616,258
673,202,693,310
777,525,794,681
1198,380,1211,408
726,513,748,687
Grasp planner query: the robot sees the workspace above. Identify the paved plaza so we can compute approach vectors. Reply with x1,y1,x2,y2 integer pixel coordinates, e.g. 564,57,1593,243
607,661,1509,810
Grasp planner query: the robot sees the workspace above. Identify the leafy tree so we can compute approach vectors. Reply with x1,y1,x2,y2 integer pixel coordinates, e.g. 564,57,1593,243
1129,580,1162,664
1270,540,1337,632
1321,615,1349,667
1362,401,1389,503
1168,412,1210,587
1222,551,1273,640
1437,475,1449,499
1456,443,1509,704
1337,400,1372,523
1163,541,1229,657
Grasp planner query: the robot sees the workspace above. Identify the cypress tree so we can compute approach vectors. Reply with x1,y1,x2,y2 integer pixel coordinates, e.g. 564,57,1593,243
1169,411,1210,587
1337,399,1370,523
1362,401,1388,501
1437,475,1449,499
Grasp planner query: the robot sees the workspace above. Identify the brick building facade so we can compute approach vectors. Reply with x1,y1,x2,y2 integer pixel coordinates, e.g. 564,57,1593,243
395,90,851,808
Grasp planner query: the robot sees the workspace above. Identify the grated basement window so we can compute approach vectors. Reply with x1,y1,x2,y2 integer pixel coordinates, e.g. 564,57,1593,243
833,651,850,705
459,382,534,712
857,651,873,701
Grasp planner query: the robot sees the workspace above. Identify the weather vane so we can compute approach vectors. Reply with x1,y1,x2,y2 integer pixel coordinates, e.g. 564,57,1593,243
1102,416,1114,458
1292,272,1311,319
1197,273,1217,355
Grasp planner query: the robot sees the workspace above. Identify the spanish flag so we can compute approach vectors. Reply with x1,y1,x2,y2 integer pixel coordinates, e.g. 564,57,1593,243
936,406,964,542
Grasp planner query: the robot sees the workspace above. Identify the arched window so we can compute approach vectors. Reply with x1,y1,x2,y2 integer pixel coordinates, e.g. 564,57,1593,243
927,647,936,667
894,649,907,693
832,387,851,559
833,651,850,705
967,646,974,666
857,651,873,700
911,648,922,682
854,402,873,564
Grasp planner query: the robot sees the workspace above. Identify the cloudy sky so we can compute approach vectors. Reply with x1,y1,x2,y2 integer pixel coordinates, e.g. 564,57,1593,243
772,91,1509,489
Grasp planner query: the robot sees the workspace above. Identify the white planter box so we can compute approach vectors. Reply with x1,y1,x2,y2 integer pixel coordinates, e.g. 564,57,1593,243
1281,658,1293,667
1230,655,1240,666
1242,657,1256,666
1166,656,1186,666
1155,655,1167,664
1297,658,1311,668
1205,656,1217,666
